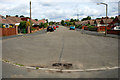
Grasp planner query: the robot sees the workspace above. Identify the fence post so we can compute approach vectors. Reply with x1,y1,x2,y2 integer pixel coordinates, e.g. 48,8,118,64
15,25,18,35
27,26,30,33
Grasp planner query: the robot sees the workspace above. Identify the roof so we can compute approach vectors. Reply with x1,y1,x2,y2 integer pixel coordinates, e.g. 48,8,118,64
75,21,82,25
65,20,70,22
100,19,113,24
88,20,95,25
94,19,102,24
2,16,22,24
31,19,39,24
38,19,46,23
6,16,22,23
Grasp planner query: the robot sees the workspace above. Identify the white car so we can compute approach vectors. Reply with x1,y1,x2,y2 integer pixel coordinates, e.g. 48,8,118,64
113,26,120,30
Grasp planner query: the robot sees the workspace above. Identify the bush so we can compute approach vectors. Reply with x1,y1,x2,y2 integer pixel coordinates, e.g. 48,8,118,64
39,23,48,28
75,24,82,28
31,27,36,31
88,25,95,28
18,21,27,29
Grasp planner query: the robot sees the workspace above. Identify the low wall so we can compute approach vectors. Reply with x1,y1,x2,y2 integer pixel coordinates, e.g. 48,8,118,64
107,30,120,35
0,28,17,36
97,26,111,32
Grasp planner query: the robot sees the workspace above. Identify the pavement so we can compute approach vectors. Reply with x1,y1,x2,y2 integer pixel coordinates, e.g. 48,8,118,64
2,26,119,78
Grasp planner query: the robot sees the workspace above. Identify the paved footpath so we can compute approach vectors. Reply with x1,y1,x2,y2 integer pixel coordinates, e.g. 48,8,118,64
2,26,119,78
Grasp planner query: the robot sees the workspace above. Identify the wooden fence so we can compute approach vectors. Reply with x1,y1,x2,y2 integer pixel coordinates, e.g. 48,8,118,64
0,28,17,36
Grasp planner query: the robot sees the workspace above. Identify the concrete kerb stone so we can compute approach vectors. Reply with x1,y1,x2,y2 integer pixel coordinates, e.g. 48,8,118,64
2,59,119,72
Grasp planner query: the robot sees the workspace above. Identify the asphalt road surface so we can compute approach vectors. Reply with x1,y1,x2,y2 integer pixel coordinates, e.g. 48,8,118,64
2,26,119,78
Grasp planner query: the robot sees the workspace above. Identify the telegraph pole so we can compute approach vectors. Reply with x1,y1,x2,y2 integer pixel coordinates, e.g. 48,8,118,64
30,1,32,33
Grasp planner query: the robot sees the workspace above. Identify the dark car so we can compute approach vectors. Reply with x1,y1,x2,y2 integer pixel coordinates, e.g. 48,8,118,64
47,26,54,32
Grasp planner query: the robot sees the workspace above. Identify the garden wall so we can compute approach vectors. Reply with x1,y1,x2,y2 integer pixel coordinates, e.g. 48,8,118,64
107,30,120,35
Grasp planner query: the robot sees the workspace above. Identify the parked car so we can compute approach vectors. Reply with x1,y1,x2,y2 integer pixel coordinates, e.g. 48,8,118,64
113,26,120,30
70,26,75,30
47,26,54,32
53,25,56,30
56,25,59,28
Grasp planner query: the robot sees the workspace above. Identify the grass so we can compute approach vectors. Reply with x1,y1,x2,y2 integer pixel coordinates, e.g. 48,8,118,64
36,67,39,70
15,63,24,66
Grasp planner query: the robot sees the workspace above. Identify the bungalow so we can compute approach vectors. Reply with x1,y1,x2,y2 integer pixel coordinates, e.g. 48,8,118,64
38,19,47,23
2,16,22,28
94,19,102,27
100,18,113,26
88,20,95,26
110,16,120,30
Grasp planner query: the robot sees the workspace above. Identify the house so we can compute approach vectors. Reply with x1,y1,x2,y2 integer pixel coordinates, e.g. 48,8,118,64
110,16,120,30
88,20,95,26
100,18,113,26
111,16,120,26
94,19,102,27
38,19,47,23
21,17,30,21
75,21,82,25
2,16,22,28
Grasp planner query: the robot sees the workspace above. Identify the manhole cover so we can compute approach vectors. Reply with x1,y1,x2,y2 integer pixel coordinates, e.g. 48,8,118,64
52,63,73,69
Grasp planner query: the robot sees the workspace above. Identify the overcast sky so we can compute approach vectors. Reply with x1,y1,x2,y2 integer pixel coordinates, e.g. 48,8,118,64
0,0,119,21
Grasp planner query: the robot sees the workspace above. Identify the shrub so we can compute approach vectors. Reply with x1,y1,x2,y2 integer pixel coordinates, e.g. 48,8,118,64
18,21,26,29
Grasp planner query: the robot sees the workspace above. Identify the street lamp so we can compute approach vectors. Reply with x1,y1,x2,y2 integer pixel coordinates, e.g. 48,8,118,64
97,3,108,36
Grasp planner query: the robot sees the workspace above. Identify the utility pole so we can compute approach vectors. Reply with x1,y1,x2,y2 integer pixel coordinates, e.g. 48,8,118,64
30,1,32,33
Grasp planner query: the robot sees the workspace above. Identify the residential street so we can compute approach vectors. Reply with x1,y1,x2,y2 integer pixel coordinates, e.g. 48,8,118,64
2,26,119,78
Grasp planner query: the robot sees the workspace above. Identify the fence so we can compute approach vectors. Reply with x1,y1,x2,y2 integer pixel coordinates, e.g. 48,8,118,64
0,28,17,36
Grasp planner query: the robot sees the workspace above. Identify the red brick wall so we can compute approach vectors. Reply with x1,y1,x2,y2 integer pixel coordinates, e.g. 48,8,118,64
107,30,120,35
97,26,111,32
0,28,17,36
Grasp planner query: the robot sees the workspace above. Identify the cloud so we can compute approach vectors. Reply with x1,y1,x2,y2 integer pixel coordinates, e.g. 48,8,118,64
0,0,119,21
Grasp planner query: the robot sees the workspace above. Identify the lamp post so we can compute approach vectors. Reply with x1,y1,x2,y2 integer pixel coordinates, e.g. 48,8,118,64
97,3,108,36
30,1,32,33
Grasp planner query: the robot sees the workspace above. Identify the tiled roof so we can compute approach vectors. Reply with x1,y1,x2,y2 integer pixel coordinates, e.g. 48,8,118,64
101,19,113,24
31,19,39,24
88,20,95,25
6,16,22,23
2,16,22,24
38,19,46,23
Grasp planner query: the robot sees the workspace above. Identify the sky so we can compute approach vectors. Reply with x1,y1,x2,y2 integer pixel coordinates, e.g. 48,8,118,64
0,0,119,22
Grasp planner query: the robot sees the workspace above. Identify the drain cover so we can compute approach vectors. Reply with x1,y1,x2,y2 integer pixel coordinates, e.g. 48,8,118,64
52,63,62,67
52,63,73,69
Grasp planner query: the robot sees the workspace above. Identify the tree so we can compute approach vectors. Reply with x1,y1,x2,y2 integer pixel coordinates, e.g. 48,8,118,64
70,18,74,22
15,15,19,17
111,17,115,19
20,15,24,18
61,20,65,26
18,21,26,29
35,19,38,21
81,16,91,21
26,21,30,28
43,23,48,28
46,19,48,23
39,22,44,28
